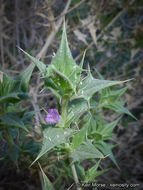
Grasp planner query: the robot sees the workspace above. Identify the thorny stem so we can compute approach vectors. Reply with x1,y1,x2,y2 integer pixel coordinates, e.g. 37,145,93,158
61,99,81,190
69,158,82,190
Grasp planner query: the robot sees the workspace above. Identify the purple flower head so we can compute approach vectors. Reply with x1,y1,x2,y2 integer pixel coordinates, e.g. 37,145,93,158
46,109,60,124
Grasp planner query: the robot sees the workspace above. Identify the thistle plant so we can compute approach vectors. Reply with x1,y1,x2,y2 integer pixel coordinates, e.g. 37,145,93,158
0,65,34,163
21,22,135,190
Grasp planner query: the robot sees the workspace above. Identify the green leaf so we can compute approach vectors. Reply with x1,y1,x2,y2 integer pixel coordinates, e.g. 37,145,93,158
70,141,104,162
88,116,97,135
71,0,81,6
19,23,81,98
95,141,119,169
75,163,85,181
72,70,127,101
0,73,20,103
84,160,101,182
66,98,90,126
22,111,35,124
97,117,121,136
75,50,86,85
16,63,35,92
79,50,86,70
32,128,72,165
39,163,55,190
0,65,33,104
23,140,41,156
44,77,62,99
92,169,108,178
108,87,127,98
100,87,127,103
94,68,104,80
18,48,47,77
71,120,89,149
0,93,20,104
1,112,28,132
94,133,103,140
48,65,75,97
8,144,20,162
104,101,136,119
80,79,124,100
51,22,81,87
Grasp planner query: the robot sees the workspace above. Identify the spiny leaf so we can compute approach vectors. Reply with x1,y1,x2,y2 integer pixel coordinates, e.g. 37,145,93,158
75,50,86,85
8,144,20,163
66,98,90,126
94,68,104,80
0,72,31,104
97,117,121,136
1,112,28,132
104,101,136,119
75,163,85,181
71,66,132,101
75,78,128,101
31,128,72,165
84,160,101,182
108,87,127,98
44,77,62,99
16,63,35,92
71,120,89,149
48,65,75,97
0,73,19,96
0,93,20,104
70,140,104,162
38,163,55,190
95,141,119,169
18,47,47,76
51,22,81,86
100,87,127,103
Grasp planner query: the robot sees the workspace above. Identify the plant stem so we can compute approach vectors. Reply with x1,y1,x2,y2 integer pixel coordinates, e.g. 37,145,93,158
62,99,67,127
61,99,81,189
69,158,82,190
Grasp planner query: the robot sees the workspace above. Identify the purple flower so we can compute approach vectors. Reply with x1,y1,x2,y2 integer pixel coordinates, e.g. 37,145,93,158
46,109,60,124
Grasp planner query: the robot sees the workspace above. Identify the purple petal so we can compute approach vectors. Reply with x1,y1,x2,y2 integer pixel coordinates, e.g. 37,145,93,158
46,109,60,124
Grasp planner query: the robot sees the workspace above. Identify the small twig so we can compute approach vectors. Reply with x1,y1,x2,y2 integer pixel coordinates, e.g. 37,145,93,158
49,0,86,22
4,47,17,66
67,183,74,190
128,97,143,111
0,33,4,69
96,53,118,71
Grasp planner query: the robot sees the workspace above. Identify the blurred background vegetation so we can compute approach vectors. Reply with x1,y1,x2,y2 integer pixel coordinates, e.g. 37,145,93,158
0,0,143,189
